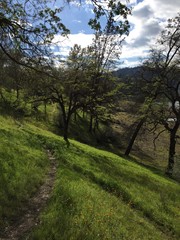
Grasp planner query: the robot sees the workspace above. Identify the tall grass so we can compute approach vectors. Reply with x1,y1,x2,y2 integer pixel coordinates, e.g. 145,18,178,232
1,91,179,239
0,115,49,232
0,113,179,239
26,129,180,240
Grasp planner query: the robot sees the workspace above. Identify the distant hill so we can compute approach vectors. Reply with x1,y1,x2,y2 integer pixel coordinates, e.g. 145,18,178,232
113,67,145,101
113,67,142,78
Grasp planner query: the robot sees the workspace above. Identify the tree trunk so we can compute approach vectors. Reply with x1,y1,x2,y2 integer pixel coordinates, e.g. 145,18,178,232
44,101,47,121
166,130,177,177
93,117,99,133
89,115,93,133
0,88,6,102
58,101,71,147
63,120,70,147
125,118,145,156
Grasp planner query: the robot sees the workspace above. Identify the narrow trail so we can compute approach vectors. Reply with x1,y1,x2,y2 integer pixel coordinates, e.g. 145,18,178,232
1,149,57,240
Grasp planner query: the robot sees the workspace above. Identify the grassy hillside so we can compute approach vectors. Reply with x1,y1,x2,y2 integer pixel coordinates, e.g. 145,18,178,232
28,124,180,239
0,115,179,239
110,101,180,179
0,115,49,232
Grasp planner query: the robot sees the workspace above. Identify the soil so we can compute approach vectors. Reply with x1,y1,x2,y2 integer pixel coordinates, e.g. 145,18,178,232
0,149,57,240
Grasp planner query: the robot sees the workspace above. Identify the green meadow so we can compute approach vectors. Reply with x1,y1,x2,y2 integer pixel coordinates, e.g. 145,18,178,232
0,115,179,239
0,115,49,232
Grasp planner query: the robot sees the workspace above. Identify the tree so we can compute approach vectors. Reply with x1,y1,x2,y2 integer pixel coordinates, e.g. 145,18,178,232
27,44,91,144
0,0,131,73
146,14,180,176
124,65,161,156
0,0,130,69
86,0,130,131
125,13,180,176
2,51,26,100
0,0,69,69
40,1,131,142
0,0,131,144
52,45,90,143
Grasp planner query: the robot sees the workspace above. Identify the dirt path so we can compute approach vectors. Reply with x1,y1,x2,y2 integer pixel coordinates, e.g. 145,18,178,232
0,149,57,240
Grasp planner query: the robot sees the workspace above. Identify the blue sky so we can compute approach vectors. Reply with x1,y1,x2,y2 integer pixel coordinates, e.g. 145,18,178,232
54,0,180,68
59,3,93,34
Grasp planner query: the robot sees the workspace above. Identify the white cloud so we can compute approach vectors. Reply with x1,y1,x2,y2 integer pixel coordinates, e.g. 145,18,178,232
121,0,180,67
53,33,94,56
121,45,148,59
133,3,154,19
54,0,180,68
120,59,141,68
69,1,81,7
150,0,180,19
72,19,82,23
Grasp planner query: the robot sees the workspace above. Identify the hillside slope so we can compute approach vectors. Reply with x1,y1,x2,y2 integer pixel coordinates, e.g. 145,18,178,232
0,115,179,240
0,115,50,234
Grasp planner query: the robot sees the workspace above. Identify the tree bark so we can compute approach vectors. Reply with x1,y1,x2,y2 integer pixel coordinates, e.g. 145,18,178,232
16,87,19,100
93,117,99,133
58,101,71,147
63,120,70,147
125,118,145,156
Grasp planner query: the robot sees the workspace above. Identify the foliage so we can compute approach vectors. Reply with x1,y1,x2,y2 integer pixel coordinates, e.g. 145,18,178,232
124,13,180,177
0,0,69,69
88,0,130,69
0,0,131,142
82,1,130,133
141,13,180,176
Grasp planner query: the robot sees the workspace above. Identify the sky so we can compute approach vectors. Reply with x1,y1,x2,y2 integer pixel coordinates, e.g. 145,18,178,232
54,0,180,68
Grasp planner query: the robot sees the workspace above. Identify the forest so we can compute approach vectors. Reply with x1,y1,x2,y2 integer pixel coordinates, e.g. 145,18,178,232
0,1,180,239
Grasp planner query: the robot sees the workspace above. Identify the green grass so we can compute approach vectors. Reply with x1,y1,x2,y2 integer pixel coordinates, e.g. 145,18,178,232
0,114,179,239
0,115,49,232
25,127,180,240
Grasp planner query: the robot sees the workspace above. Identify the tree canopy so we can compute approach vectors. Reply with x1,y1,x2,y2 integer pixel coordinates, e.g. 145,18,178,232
0,0,69,68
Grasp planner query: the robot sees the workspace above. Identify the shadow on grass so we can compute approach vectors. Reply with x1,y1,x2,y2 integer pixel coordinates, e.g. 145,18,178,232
32,134,179,239
60,161,177,238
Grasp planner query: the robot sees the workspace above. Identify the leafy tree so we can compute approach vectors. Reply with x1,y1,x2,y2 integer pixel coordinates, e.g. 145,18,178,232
53,45,90,143
125,13,180,177
145,14,180,177
86,0,130,131
27,45,91,144
0,0,131,144
0,50,8,101
0,0,69,69
0,0,70,117
2,51,26,100
37,0,131,142
124,65,161,156
0,0,130,69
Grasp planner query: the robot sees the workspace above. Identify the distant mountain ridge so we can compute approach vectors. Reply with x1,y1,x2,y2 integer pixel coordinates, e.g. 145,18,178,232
114,67,142,78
